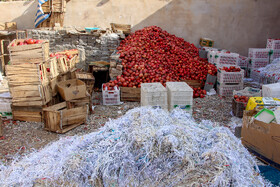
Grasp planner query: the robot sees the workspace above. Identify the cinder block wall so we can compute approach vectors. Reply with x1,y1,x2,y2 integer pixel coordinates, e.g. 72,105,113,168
26,29,120,69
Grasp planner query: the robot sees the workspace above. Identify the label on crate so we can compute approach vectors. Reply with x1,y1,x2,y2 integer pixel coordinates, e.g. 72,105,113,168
174,105,191,110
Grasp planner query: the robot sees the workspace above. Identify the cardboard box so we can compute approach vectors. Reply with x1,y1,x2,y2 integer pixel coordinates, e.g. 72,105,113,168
57,79,86,101
242,110,280,169
246,97,280,111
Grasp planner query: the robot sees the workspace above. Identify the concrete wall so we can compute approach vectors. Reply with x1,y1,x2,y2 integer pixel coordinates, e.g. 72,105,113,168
0,1,37,29
1,0,280,55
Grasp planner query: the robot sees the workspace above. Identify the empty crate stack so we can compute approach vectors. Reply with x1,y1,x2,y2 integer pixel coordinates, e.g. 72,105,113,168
267,39,280,62
214,51,239,67
248,48,271,80
141,83,167,110
166,82,193,114
6,39,52,122
238,55,249,77
217,66,244,96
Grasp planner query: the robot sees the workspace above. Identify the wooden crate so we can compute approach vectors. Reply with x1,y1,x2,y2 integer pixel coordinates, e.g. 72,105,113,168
181,80,203,88
42,0,66,13
110,23,131,35
120,87,141,102
57,56,69,74
8,39,49,64
74,72,95,96
38,12,65,28
46,57,59,79
43,102,88,133
6,63,52,106
12,105,44,122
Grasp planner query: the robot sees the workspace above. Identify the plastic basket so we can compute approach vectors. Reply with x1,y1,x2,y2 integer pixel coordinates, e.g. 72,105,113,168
249,58,269,69
248,48,271,59
102,84,121,105
232,98,247,118
215,52,239,66
233,87,262,97
217,66,244,83
217,82,243,96
238,56,249,68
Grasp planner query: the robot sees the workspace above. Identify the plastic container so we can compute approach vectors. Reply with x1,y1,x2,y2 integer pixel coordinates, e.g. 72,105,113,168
166,82,193,112
85,27,100,33
262,83,280,97
249,58,269,69
233,87,262,97
238,56,249,68
271,49,280,61
217,66,244,83
102,84,121,105
217,82,243,96
207,50,218,64
141,83,167,110
214,52,239,67
232,98,247,118
248,48,271,59
267,39,280,50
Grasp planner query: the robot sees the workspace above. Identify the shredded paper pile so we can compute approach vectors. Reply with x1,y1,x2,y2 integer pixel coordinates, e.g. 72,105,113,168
0,107,268,186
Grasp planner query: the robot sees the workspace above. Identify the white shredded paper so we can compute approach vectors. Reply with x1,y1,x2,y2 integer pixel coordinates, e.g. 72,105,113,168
0,107,270,186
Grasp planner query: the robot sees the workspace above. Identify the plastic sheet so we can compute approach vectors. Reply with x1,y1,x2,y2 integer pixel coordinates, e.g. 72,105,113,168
251,58,280,84
0,107,270,186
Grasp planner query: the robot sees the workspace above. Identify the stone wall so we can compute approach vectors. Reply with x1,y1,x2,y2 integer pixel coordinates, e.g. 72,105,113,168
26,29,121,69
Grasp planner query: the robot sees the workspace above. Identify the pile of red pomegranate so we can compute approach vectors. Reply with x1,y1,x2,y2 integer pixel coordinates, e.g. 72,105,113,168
11,39,43,46
220,66,241,72
106,26,217,97
233,95,249,103
49,49,78,60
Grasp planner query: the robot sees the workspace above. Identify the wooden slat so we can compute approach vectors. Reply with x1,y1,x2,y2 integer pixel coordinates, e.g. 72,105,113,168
60,122,83,134
43,102,66,112
13,110,42,122
12,101,43,106
10,85,39,92
120,87,141,102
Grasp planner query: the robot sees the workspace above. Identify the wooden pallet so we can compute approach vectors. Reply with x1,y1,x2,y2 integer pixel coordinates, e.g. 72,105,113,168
43,101,88,133
120,87,140,102
8,39,49,64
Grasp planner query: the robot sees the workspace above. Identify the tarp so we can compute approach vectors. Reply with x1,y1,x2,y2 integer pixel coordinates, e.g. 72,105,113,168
34,0,51,28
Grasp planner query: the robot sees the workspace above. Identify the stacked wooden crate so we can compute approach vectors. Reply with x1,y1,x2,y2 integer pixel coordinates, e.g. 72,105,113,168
6,39,51,122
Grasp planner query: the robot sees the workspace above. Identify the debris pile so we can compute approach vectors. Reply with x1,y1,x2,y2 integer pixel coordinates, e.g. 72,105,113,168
0,107,267,186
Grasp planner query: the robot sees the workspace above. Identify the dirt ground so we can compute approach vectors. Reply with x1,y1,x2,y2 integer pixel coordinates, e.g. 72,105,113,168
0,94,240,165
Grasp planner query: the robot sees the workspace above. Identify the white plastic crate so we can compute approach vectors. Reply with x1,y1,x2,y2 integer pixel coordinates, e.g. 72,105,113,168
271,49,280,60
250,69,261,82
141,83,167,110
238,56,249,68
166,82,193,111
217,66,244,84
102,85,121,105
207,50,218,64
262,83,280,97
266,39,280,50
248,58,269,69
217,82,243,96
214,52,239,66
248,48,271,59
